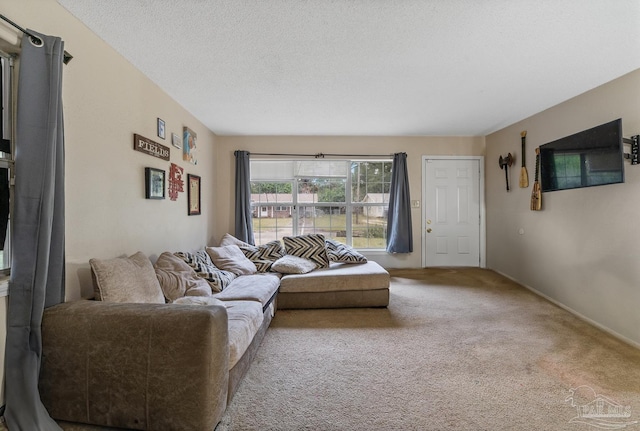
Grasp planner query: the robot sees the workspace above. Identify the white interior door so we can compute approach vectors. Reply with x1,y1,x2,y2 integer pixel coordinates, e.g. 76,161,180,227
423,157,483,267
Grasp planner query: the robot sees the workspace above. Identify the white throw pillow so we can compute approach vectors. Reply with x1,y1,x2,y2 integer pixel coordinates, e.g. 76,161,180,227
272,255,317,274
206,245,257,276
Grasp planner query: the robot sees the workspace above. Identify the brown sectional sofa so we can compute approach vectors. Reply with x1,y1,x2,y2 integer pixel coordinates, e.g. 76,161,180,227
39,249,389,430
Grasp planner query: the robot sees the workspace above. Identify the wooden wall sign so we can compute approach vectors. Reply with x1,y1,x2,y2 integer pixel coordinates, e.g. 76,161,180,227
133,134,170,161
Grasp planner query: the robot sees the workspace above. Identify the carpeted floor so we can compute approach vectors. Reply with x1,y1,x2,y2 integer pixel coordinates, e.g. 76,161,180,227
216,268,640,430
21,267,640,430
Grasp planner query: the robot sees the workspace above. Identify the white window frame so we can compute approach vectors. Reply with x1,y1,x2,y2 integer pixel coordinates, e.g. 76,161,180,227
0,51,14,297
250,159,391,249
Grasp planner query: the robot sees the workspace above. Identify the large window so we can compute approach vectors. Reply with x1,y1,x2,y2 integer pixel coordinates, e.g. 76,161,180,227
250,159,391,249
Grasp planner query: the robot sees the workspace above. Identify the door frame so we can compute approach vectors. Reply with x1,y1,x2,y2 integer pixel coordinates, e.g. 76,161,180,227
421,156,486,268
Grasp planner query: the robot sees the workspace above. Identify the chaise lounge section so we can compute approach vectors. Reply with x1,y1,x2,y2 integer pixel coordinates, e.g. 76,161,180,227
278,261,390,309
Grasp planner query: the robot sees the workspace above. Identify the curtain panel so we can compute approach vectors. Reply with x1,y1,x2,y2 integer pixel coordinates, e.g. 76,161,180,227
234,150,255,245
4,31,65,431
386,152,413,253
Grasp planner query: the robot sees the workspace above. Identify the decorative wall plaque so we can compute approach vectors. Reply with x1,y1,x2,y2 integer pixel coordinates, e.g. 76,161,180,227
187,174,201,215
168,163,184,201
133,134,170,161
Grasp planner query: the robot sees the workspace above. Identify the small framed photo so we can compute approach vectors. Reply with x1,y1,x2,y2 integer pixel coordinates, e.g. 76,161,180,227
145,167,166,199
187,174,201,215
157,118,166,139
171,133,181,149
183,126,198,165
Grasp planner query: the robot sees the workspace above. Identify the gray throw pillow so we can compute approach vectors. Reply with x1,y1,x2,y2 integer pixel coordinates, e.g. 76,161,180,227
206,245,257,276
90,251,165,303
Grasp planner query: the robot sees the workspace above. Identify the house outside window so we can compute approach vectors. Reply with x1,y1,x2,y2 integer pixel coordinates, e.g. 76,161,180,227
250,159,391,249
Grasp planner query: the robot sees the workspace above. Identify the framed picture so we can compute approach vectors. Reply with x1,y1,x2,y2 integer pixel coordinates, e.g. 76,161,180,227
157,118,166,139
187,174,201,215
183,126,198,165
171,133,181,149
145,167,166,199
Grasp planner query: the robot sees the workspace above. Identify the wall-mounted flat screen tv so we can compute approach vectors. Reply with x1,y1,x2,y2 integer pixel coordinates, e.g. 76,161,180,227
540,118,624,192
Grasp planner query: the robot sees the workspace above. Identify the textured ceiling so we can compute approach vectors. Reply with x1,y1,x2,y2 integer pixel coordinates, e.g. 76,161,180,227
57,0,640,136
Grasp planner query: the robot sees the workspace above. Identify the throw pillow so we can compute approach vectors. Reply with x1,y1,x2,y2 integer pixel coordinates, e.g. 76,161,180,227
206,245,257,276
205,269,237,293
154,252,212,301
90,251,165,303
174,250,236,292
238,240,285,273
219,232,248,247
271,255,317,274
283,233,330,268
325,238,368,263
219,233,285,273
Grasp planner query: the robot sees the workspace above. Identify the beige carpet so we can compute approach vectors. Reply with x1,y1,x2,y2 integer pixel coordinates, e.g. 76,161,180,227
217,268,640,430
17,268,640,430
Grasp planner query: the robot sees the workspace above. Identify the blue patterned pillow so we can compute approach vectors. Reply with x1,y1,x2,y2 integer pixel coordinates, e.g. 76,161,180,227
283,234,330,269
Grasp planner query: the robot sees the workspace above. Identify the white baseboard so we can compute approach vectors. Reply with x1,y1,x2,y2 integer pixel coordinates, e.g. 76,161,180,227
494,269,640,351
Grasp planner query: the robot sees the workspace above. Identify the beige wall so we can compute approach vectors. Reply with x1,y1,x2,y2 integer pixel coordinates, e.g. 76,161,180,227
0,0,218,405
2,0,218,299
486,68,640,347
214,136,485,268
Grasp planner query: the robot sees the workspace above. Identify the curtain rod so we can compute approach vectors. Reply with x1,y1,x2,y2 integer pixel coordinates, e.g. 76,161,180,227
0,14,73,64
249,152,393,159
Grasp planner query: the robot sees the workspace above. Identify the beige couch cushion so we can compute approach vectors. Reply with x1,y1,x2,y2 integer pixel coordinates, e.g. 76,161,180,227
214,273,281,309
279,261,389,293
206,245,257,276
90,252,165,303
173,296,226,306
225,300,264,369
154,252,212,301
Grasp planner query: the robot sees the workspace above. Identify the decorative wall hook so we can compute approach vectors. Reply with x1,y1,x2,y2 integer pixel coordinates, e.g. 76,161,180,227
499,153,513,191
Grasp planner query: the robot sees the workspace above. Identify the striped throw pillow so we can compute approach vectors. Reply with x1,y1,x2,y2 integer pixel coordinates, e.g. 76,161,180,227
174,250,237,292
238,240,286,273
325,238,368,263
283,234,330,269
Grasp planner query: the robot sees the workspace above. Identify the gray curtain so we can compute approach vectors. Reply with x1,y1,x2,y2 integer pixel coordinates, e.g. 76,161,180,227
234,150,254,245
4,31,65,431
386,152,413,253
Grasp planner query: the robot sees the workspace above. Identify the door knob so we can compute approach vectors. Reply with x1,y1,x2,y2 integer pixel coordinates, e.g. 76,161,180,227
427,228,432,233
